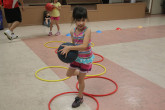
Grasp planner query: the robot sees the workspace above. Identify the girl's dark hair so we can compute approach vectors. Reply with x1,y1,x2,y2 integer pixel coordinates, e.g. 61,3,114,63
72,7,88,21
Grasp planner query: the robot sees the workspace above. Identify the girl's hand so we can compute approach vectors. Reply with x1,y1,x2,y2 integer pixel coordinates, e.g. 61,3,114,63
53,5,56,9
58,45,70,58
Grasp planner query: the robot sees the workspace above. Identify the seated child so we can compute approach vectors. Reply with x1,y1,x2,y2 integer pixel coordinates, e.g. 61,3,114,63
44,12,50,27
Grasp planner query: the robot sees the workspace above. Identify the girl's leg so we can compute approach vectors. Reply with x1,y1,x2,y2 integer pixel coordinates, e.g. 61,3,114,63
54,19,60,36
55,19,60,31
72,71,86,108
50,20,54,32
66,67,79,77
48,20,54,36
77,72,86,98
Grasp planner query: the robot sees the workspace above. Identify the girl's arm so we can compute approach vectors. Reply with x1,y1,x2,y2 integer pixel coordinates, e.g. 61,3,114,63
18,0,24,11
56,6,61,10
69,28,91,50
60,28,91,56
45,18,48,24
70,28,74,44
54,3,61,11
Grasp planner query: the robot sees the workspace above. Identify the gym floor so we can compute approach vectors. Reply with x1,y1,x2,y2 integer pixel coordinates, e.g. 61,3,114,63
0,14,165,110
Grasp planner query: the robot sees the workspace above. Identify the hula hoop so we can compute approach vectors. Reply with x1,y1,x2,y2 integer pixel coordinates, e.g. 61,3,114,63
55,49,58,54
93,53,104,63
86,63,106,77
44,41,66,49
35,63,106,82
76,76,118,97
91,42,95,47
48,91,99,110
45,41,94,49
35,66,69,82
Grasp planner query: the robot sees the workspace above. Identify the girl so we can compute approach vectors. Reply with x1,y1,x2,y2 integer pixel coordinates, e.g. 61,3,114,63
48,0,61,36
59,7,95,108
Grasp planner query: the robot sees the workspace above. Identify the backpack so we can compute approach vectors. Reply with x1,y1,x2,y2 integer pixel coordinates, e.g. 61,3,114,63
0,10,3,30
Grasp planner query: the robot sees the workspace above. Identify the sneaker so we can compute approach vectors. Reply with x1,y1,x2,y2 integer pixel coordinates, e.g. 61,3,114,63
72,96,83,108
11,33,18,39
55,31,60,36
4,30,12,40
48,32,52,36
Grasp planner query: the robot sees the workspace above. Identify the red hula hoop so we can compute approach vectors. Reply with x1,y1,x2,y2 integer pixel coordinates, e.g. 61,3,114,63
93,52,104,63
76,76,118,97
48,91,99,110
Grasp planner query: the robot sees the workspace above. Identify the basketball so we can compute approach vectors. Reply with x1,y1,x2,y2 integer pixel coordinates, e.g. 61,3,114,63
45,3,54,11
57,42,78,63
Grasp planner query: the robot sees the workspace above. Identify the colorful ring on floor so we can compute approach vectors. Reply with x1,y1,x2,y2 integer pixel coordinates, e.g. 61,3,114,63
35,63,106,82
86,63,106,77
44,41,66,49
76,76,118,97
93,53,104,63
46,51,105,77
35,66,69,82
55,48,58,54
91,42,95,47
48,91,99,110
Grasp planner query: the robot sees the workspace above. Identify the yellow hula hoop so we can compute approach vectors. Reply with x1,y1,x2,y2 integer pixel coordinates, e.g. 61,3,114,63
44,41,94,49
44,41,66,49
91,42,95,47
35,66,70,82
35,63,106,82
86,63,106,77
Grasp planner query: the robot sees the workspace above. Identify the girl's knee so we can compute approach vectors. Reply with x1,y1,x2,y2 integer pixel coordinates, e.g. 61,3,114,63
66,67,76,77
66,73,72,77
66,71,74,77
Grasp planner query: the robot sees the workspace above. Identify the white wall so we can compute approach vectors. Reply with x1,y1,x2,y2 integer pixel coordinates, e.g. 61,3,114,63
143,0,152,13
109,0,124,3
151,0,162,14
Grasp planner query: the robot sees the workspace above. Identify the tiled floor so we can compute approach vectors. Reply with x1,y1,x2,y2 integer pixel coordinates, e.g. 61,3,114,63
0,15,165,110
